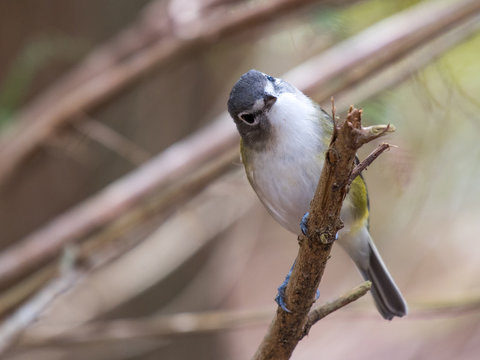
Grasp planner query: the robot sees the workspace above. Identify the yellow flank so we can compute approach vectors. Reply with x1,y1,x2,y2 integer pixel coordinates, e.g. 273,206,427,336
240,139,246,166
240,140,254,186
349,176,369,234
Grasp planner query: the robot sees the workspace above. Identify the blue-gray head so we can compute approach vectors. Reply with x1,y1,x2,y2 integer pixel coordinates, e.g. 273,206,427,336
227,69,297,148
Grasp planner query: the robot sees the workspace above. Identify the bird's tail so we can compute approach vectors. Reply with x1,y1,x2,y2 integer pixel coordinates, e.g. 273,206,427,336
339,227,408,320
359,237,408,320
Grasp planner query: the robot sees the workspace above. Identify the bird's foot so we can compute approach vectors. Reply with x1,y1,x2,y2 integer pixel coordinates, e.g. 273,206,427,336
300,212,309,235
274,261,320,312
275,262,295,312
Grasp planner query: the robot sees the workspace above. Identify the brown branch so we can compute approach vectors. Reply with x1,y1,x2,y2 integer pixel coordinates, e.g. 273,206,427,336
253,106,391,360
349,142,392,184
302,281,371,339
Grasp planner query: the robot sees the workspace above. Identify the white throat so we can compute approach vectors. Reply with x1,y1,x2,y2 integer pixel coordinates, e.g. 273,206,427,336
245,91,327,233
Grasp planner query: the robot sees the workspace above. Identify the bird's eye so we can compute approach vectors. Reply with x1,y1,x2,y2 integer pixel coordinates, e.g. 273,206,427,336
240,113,255,125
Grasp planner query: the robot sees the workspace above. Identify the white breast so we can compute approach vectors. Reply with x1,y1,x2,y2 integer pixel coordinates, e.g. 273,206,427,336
246,92,326,233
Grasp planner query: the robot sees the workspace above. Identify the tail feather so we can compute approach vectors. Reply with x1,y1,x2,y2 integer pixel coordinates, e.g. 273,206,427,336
360,242,408,320
338,226,408,320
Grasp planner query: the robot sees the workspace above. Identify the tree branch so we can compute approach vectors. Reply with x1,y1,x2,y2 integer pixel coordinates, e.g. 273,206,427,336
349,141,393,185
302,281,371,339
253,106,392,360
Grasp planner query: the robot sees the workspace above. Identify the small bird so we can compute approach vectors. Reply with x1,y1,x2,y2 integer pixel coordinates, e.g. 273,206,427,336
227,69,407,320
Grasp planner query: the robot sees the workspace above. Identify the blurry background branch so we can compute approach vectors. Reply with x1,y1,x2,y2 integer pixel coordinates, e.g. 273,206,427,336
10,285,480,350
0,0,326,186
0,270,82,356
1,0,478,186
16,281,371,349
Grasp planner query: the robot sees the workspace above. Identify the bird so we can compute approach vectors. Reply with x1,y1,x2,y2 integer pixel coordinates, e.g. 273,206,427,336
227,69,407,320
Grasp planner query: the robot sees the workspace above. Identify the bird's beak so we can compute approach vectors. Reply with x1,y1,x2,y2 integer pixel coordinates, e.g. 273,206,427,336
264,94,277,109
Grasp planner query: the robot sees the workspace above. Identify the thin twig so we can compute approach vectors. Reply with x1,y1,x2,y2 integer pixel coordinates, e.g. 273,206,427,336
349,142,392,184
302,281,372,338
73,117,152,165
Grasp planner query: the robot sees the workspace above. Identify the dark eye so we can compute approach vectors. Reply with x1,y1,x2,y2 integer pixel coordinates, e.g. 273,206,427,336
240,113,255,124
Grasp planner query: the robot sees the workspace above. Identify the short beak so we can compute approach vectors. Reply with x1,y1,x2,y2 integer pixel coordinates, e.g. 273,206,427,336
264,94,277,109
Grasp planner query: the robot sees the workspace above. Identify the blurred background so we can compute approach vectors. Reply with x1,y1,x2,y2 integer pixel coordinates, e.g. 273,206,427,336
1,0,480,359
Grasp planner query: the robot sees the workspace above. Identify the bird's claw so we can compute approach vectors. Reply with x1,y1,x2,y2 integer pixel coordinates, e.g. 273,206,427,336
275,262,294,312
302,212,339,243
300,212,309,235
275,282,291,313
274,260,320,312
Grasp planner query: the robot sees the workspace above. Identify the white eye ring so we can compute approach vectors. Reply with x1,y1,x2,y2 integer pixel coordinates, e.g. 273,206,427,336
239,112,256,125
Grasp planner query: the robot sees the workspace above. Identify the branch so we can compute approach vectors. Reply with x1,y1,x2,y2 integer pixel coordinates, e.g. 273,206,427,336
253,106,391,360
349,141,393,184
302,281,371,339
